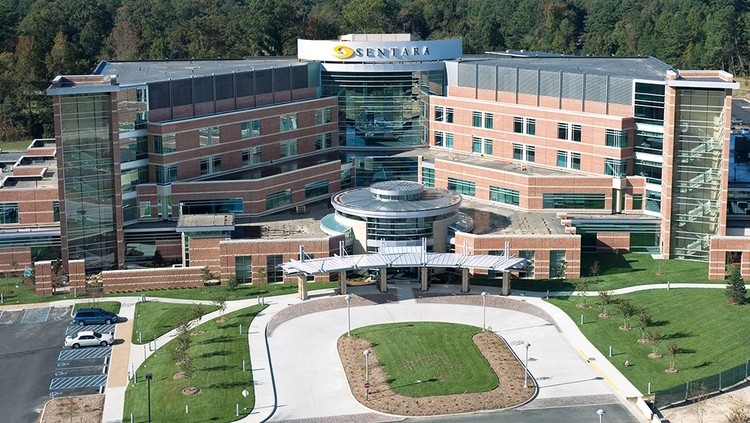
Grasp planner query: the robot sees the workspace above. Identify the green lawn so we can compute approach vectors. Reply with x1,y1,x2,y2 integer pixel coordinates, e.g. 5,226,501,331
0,277,70,305
502,252,717,293
352,322,497,397
72,301,121,315
0,139,32,152
547,288,750,393
132,302,219,344
124,304,266,422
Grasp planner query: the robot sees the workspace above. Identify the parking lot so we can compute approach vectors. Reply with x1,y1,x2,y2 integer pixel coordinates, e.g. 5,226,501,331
0,306,114,423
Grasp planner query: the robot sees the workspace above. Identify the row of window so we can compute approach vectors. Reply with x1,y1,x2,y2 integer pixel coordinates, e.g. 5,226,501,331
153,108,333,155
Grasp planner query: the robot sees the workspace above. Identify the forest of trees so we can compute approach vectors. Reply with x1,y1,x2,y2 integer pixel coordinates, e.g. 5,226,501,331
0,0,748,141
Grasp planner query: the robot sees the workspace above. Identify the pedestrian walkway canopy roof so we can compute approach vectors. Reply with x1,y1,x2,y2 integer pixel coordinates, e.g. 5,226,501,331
280,245,527,276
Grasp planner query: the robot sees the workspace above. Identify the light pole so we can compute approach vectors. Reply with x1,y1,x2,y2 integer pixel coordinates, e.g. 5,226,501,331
363,349,372,400
480,291,488,330
524,342,531,388
344,294,352,336
145,372,153,423
597,408,606,423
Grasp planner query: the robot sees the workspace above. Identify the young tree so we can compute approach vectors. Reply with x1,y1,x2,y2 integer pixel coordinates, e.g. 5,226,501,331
589,260,600,278
226,274,238,291
212,292,227,316
153,249,164,266
667,342,679,374
598,291,613,318
256,266,267,284
200,266,213,282
191,302,204,322
554,259,568,288
726,266,747,305
645,330,663,359
635,308,653,343
574,279,591,308
615,300,637,330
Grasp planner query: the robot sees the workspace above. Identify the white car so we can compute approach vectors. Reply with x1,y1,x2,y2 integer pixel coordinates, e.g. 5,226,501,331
732,117,744,125
64,330,114,348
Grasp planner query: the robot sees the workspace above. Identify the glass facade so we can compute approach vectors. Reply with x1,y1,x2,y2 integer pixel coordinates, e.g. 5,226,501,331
670,89,725,260
179,198,243,214
59,93,118,271
634,82,665,125
447,177,475,196
489,186,520,206
235,255,252,283
543,193,606,209
322,70,444,150
353,156,418,186
117,87,147,132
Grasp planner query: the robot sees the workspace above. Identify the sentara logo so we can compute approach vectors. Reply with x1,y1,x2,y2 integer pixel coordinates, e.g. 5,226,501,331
332,44,431,60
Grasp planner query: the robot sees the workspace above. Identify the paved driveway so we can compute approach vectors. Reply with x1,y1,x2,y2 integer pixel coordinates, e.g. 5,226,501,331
267,301,631,422
0,306,114,422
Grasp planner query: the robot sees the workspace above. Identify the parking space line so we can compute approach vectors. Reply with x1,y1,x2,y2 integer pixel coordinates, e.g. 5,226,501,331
21,307,51,324
49,374,108,390
66,324,115,337
58,347,112,361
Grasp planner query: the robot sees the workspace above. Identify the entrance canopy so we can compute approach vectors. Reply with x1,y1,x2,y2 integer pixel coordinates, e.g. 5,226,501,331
280,245,527,276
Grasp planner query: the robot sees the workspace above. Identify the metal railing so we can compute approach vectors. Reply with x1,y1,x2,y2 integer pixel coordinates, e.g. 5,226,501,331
653,359,750,409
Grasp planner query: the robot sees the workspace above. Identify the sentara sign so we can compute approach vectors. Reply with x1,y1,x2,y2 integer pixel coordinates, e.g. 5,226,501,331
298,39,462,63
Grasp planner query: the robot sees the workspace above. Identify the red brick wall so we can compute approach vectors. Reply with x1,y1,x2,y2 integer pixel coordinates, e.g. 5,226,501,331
709,236,750,280
0,248,31,275
596,233,630,253
101,267,205,292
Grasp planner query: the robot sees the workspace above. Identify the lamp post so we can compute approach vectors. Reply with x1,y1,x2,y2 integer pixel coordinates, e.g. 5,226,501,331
480,291,488,330
596,408,606,423
145,372,153,423
344,294,352,336
363,349,372,400
524,342,531,388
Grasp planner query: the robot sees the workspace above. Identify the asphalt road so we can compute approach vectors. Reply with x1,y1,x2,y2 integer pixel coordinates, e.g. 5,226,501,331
733,99,750,128
407,403,637,423
0,306,72,423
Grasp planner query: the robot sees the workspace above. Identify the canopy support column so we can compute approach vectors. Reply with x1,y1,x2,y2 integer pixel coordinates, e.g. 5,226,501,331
339,271,347,295
298,275,308,301
420,267,428,291
379,267,387,292
461,268,469,293
502,271,510,296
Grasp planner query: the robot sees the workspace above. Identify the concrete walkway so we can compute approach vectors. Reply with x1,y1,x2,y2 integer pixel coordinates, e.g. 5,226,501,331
1,281,730,422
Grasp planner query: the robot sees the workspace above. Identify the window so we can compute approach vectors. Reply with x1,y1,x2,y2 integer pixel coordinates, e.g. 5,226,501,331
153,134,176,154
445,133,454,148
241,120,260,139
53,201,60,222
605,158,626,177
139,201,151,218
305,180,329,198
265,189,292,210
542,193,606,209
484,113,493,129
447,177,476,196
645,190,661,213
572,124,581,142
267,254,284,282
526,145,535,162
155,164,177,184
472,137,482,153
242,147,262,165
571,152,580,170
472,111,482,128
513,144,523,160
315,133,333,150
0,203,18,224
558,123,581,141
435,106,444,122
280,113,298,131
445,108,453,123
315,107,332,124
484,139,493,155
513,117,523,133
200,156,221,175
199,126,219,146
519,250,535,278
634,82,665,125
136,88,147,103
422,168,435,187
280,139,298,158
605,129,628,148
557,123,568,140
557,151,568,167
434,131,443,147
490,186,520,206
235,256,252,283
550,250,567,278
632,194,643,211
526,119,536,135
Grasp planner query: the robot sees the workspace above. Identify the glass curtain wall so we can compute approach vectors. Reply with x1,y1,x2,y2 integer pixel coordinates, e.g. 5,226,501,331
322,70,444,150
670,89,725,260
59,93,118,271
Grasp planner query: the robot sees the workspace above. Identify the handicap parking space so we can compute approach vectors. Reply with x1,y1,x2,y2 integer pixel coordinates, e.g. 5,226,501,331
65,323,115,337
0,309,23,324
21,307,51,323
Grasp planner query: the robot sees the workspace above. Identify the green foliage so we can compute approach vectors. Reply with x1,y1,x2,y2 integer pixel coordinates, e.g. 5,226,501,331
226,274,238,291
615,299,638,329
726,266,747,305
352,322,498,397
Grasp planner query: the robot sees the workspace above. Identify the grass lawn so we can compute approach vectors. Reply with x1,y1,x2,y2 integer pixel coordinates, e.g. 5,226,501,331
132,302,219,344
123,304,266,422
501,252,717,293
547,288,750,393
352,322,497,397
0,277,69,305
0,139,33,151
110,281,337,301
72,301,121,315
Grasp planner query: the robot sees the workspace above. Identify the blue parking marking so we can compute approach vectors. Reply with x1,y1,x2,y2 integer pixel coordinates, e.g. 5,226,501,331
66,324,115,337
21,307,50,323
59,347,112,361
49,374,107,390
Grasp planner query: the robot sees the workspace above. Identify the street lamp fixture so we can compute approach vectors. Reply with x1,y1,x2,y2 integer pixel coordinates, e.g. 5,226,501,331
480,291,488,330
363,349,372,400
145,372,153,423
597,408,606,423
523,342,531,388
344,294,352,336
